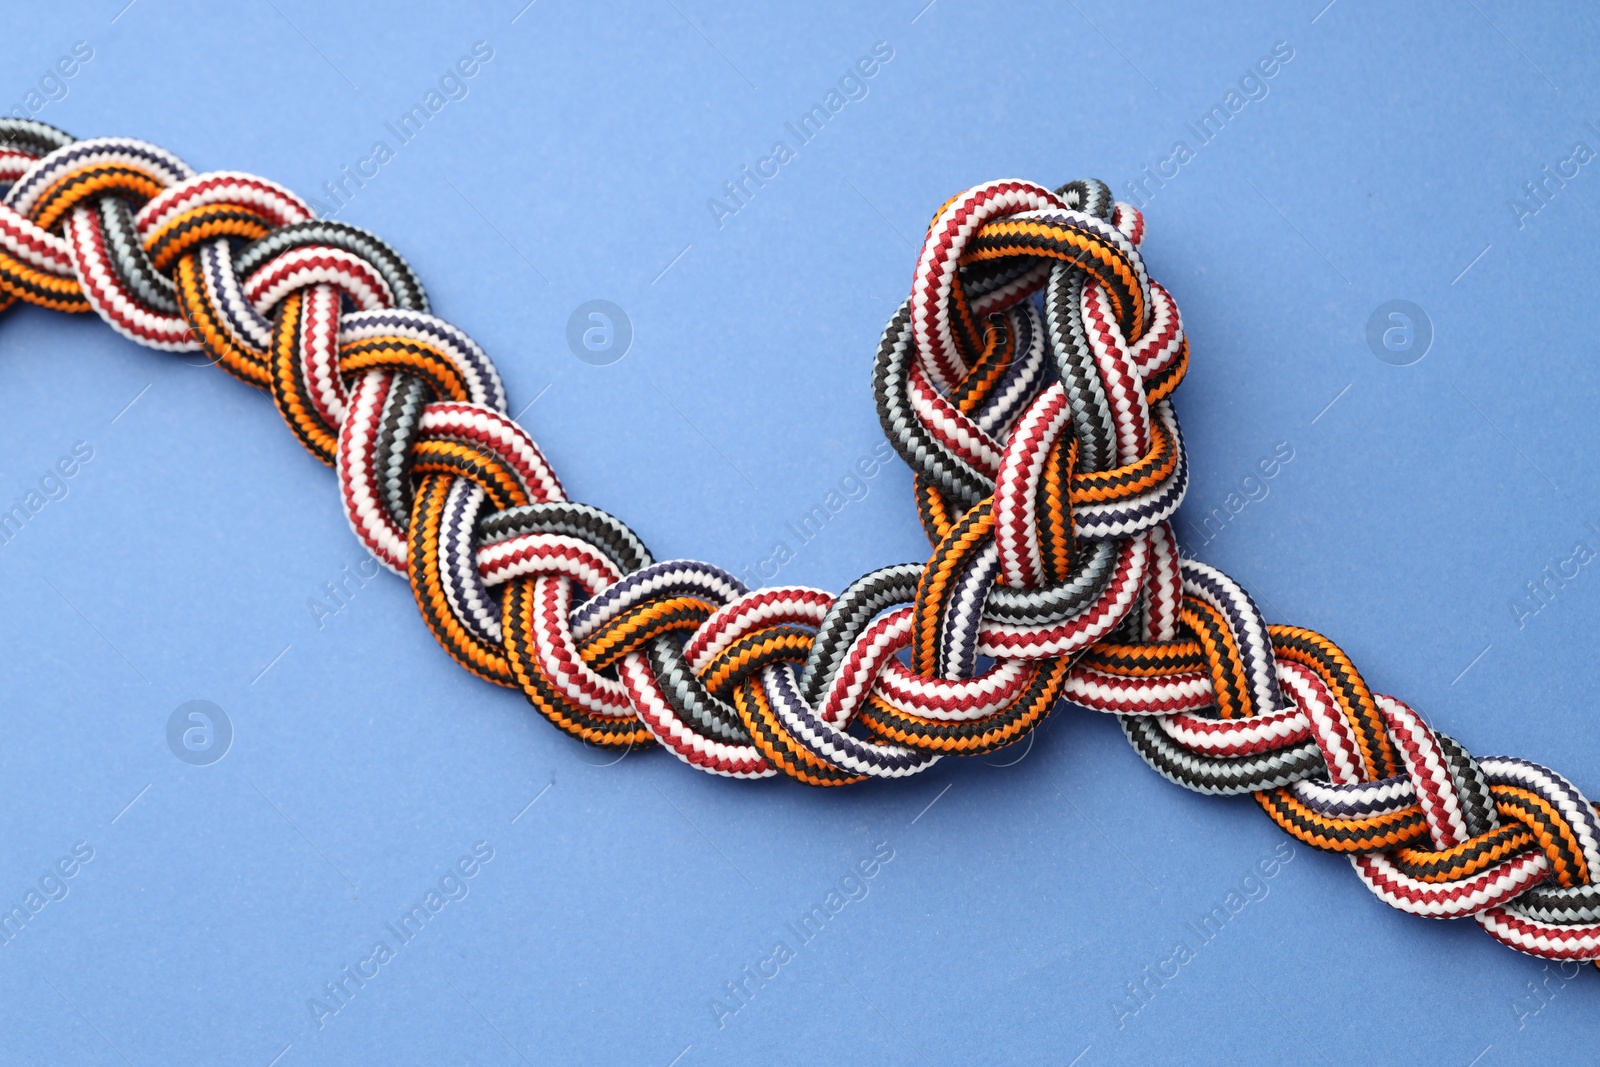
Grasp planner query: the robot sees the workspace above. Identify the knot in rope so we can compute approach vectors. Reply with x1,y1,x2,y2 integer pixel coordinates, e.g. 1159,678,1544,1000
862,177,1188,758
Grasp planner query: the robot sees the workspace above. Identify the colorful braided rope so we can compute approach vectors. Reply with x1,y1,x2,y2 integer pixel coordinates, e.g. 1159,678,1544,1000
3,116,1597,967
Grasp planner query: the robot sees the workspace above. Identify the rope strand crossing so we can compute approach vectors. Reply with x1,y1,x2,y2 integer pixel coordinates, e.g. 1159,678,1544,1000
2,117,1596,964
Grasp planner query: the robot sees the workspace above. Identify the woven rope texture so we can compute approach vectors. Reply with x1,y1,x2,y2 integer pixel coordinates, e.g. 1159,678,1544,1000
1,118,1596,964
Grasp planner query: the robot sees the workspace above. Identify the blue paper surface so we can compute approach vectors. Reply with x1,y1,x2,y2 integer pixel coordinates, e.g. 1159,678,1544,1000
2,0,1597,1063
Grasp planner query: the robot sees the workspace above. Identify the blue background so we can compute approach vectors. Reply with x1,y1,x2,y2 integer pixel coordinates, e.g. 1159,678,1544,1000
2,0,1597,1063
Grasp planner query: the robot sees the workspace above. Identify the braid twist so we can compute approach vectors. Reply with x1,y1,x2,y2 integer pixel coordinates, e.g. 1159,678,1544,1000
2,118,1594,964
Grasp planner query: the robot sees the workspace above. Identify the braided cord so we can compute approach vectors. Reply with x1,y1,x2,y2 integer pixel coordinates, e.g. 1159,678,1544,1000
3,117,1597,966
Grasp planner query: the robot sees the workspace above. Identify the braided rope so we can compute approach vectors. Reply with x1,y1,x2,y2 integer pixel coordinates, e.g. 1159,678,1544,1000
3,117,1596,965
